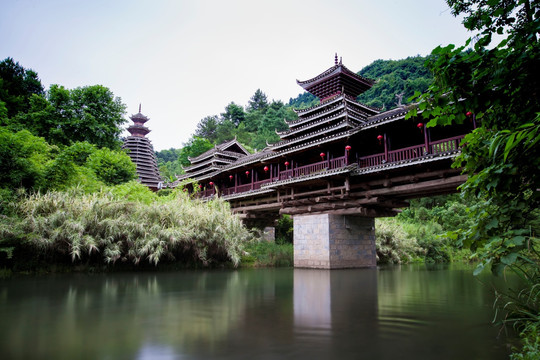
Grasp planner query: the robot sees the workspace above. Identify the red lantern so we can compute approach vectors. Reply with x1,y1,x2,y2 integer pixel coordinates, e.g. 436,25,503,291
417,122,424,134
264,166,269,172
466,111,473,117
209,181,214,186
199,184,202,188
345,145,352,151
183,188,187,192
320,152,325,159
229,175,233,180
284,161,289,167
377,135,383,145
245,170,250,177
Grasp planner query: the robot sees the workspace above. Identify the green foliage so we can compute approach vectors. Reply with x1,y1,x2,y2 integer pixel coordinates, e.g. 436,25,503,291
0,128,52,190
375,218,423,264
357,56,433,110
409,0,540,275
275,214,293,244
0,57,44,118
247,89,269,113
194,115,219,143
108,180,158,204
221,102,245,126
410,1,540,356
155,147,184,181
288,92,319,109
177,136,214,168
5,82,126,149
1,189,254,268
241,240,293,267
182,90,294,158
86,148,137,185
511,321,540,360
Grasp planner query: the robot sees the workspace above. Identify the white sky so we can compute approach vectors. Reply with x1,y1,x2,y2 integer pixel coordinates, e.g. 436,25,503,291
0,0,470,151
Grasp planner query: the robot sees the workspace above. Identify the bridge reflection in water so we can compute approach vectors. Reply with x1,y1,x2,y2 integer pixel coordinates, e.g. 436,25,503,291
293,269,379,358
0,267,511,359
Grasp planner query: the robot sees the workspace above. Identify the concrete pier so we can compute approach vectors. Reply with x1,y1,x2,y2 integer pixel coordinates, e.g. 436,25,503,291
293,214,376,269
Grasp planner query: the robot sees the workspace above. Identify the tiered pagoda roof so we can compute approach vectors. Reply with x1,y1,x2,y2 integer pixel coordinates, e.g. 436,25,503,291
122,106,163,190
178,138,250,180
296,54,374,101
268,55,378,152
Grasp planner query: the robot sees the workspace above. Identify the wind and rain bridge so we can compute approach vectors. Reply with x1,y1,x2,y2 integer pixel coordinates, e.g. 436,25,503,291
139,56,474,269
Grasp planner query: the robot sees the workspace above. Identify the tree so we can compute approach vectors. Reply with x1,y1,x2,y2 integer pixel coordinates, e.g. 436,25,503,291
0,128,52,190
221,102,245,126
247,89,269,113
177,136,213,167
13,84,127,149
86,148,136,185
194,115,219,143
358,56,433,110
0,58,44,118
409,0,539,353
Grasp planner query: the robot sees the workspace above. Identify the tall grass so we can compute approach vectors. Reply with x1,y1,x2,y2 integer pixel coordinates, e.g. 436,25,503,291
2,185,254,268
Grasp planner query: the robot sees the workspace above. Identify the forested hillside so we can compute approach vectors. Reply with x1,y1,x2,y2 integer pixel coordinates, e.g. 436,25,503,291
157,55,433,179
357,55,433,110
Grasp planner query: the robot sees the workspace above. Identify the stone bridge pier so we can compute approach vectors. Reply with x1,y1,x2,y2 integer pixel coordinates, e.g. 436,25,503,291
293,214,376,269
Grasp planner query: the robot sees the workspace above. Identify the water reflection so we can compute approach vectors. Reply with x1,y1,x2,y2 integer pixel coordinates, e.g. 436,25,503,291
0,265,512,360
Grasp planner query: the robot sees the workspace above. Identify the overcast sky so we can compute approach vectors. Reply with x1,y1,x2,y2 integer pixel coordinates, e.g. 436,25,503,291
1,0,471,151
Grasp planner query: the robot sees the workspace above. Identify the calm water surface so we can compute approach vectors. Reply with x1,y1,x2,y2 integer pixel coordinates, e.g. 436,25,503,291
0,265,513,359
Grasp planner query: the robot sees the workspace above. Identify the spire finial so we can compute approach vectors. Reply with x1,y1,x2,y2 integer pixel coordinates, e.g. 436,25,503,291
340,56,342,65
335,53,338,65
139,103,141,113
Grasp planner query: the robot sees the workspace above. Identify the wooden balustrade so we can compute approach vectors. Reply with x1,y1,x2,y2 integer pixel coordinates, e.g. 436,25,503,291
430,135,464,154
198,135,466,198
388,144,426,162
359,153,385,167
358,134,465,168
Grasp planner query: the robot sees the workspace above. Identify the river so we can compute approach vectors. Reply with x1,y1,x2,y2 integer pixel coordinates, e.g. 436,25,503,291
0,264,514,359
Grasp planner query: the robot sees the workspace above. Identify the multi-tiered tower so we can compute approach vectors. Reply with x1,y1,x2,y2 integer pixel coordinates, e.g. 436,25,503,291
122,105,162,190
270,54,379,154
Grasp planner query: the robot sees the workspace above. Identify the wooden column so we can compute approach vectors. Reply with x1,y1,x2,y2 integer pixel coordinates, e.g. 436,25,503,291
234,174,237,193
424,124,430,154
384,133,389,162
251,170,254,190
327,151,330,169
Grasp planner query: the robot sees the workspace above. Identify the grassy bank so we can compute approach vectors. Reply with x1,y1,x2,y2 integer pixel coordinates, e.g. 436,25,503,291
0,183,255,272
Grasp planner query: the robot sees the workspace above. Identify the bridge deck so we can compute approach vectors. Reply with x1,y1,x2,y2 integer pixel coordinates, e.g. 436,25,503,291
199,134,465,201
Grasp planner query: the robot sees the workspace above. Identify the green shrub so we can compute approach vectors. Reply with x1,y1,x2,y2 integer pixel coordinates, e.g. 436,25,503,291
275,214,293,244
511,321,540,360
375,218,423,264
241,240,293,267
2,189,254,268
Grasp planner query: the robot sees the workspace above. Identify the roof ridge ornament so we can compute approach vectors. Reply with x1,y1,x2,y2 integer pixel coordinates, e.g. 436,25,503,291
335,53,338,65
139,103,141,113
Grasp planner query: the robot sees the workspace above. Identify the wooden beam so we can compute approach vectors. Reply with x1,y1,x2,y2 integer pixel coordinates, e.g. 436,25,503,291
232,202,281,212
364,175,467,198
280,205,397,217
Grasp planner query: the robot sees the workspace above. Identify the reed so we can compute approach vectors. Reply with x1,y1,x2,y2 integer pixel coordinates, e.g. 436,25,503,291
5,187,254,267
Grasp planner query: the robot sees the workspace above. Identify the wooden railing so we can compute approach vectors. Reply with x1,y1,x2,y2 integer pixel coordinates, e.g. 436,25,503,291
359,153,385,168
278,155,347,180
388,144,426,163
358,135,465,168
199,135,466,198
430,135,463,154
